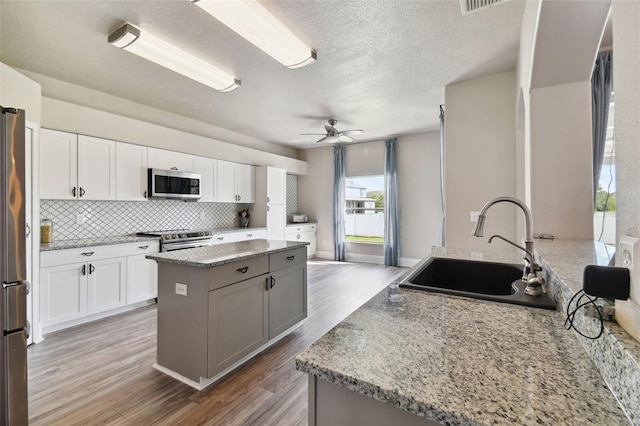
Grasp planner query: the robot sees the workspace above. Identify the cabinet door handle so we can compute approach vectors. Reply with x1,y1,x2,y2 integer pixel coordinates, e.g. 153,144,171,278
270,276,276,289
144,190,147,199
238,195,241,201
286,255,295,261
267,206,270,212
25,223,31,238
237,266,249,274
266,276,270,291
138,245,149,250
81,252,95,256
89,264,95,274
297,234,301,240
267,196,270,202
170,167,178,170
79,187,86,197
72,187,76,197
217,237,224,241
247,234,252,237
81,265,86,275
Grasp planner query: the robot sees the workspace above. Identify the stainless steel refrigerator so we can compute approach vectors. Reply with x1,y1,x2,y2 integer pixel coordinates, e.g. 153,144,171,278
1,106,29,424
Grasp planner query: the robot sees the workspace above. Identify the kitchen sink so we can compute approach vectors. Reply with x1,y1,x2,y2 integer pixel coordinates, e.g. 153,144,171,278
399,257,556,310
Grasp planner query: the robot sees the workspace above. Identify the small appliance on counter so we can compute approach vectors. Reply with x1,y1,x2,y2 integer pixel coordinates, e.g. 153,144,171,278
290,214,308,223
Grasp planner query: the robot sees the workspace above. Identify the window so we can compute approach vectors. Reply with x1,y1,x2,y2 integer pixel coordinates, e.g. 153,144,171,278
594,94,615,245
345,176,384,243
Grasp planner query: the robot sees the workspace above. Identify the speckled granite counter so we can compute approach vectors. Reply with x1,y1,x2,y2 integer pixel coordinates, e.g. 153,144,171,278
146,239,308,267
40,235,159,251
296,245,634,425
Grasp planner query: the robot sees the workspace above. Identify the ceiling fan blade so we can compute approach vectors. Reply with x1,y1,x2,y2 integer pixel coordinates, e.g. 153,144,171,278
340,129,364,137
326,135,341,143
301,133,327,135
315,136,328,143
338,135,354,143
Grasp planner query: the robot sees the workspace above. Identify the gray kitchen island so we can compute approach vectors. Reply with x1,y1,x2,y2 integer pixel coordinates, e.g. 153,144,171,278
147,239,308,390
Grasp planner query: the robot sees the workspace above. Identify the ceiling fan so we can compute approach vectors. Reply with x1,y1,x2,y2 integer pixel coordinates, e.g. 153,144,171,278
301,119,364,143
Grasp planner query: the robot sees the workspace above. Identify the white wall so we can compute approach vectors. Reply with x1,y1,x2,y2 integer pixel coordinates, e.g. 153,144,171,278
0,63,42,123
612,0,640,342
444,71,517,252
530,81,594,239
41,97,307,175
298,131,442,264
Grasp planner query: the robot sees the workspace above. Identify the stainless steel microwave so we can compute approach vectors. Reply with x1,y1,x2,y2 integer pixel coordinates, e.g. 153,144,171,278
148,168,201,200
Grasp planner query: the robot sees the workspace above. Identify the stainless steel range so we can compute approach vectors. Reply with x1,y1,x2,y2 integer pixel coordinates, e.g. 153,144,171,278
137,229,213,252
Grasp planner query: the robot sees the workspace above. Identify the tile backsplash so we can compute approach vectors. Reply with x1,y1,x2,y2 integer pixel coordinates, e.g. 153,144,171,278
41,175,300,241
40,200,251,241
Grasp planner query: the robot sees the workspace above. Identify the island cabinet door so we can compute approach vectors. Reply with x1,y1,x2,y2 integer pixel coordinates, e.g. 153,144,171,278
208,274,269,378
268,264,307,339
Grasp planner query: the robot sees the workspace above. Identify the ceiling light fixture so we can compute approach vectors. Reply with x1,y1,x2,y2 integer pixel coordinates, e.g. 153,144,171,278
108,22,240,92
191,0,317,69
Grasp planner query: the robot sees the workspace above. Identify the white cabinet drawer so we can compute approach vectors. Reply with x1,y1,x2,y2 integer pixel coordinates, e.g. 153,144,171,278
41,241,159,267
286,224,316,235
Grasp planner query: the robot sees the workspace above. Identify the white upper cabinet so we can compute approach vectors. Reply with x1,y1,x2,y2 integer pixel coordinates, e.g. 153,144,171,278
148,147,197,172
40,129,78,200
265,167,286,205
116,142,148,201
217,160,255,203
40,130,116,200
77,135,116,200
195,156,217,202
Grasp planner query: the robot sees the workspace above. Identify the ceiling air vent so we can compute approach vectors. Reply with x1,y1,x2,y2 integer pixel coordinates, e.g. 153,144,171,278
460,0,510,16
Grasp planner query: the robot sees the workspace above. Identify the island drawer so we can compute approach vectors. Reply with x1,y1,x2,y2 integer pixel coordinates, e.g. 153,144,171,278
270,247,307,272
209,256,269,291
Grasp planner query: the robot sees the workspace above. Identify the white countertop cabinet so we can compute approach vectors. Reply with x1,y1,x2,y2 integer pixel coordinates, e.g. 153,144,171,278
40,241,159,333
40,129,116,200
194,156,217,202
254,166,287,240
147,147,197,172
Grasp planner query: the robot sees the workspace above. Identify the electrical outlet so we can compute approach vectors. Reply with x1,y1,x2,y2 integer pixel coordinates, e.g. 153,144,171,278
618,236,640,303
470,211,480,223
76,213,84,224
175,283,188,296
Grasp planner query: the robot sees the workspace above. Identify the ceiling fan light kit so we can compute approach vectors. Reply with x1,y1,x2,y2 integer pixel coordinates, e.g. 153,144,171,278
108,22,241,92
191,0,317,69
301,119,364,144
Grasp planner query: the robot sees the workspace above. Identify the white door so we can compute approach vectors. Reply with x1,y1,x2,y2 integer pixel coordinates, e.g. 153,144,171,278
39,129,77,199
195,156,217,202
148,147,197,171
87,257,127,315
40,263,88,327
116,142,148,201
236,163,255,203
266,203,287,240
266,167,286,205
127,254,158,304
216,160,237,202
77,135,116,200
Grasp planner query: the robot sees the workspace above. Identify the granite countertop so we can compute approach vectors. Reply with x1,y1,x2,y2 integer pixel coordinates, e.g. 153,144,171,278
146,239,309,268
295,245,633,425
40,235,159,251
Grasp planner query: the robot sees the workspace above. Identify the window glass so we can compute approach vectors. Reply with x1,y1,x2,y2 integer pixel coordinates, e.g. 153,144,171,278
345,176,384,243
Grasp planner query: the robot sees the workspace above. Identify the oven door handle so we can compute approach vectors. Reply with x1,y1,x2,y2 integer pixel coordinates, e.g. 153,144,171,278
162,239,212,252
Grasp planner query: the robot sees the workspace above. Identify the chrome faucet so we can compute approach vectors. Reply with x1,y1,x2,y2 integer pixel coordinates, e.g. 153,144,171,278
472,196,545,296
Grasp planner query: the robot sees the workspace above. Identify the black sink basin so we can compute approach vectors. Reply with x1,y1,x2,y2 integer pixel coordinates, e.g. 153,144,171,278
399,257,556,310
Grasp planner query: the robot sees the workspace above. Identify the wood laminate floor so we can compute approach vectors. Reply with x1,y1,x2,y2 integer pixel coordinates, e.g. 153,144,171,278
28,259,406,425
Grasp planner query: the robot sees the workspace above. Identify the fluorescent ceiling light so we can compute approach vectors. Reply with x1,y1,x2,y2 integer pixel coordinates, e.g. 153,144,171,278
192,0,317,69
108,22,240,92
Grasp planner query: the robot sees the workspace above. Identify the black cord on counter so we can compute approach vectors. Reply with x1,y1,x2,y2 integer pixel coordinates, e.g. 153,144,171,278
564,289,604,339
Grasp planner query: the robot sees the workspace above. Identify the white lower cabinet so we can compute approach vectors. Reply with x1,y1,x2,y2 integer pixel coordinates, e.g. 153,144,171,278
127,254,158,304
87,257,127,315
40,241,159,332
286,224,317,257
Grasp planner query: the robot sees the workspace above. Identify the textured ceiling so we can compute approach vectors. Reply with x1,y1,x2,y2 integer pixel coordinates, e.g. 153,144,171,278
0,0,525,149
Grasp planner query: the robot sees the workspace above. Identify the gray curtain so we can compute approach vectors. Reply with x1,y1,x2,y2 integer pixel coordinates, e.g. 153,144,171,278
592,51,613,204
333,144,346,261
384,138,400,266
439,105,446,248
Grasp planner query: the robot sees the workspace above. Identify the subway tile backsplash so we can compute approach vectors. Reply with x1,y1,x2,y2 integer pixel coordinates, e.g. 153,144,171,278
41,175,299,241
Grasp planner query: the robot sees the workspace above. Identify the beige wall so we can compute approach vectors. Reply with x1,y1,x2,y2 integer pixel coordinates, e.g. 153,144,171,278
0,63,42,124
41,97,307,175
530,81,594,239
444,71,517,252
298,131,442,265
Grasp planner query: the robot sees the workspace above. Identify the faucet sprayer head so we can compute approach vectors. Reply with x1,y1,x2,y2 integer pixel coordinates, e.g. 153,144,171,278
472,215,485,237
